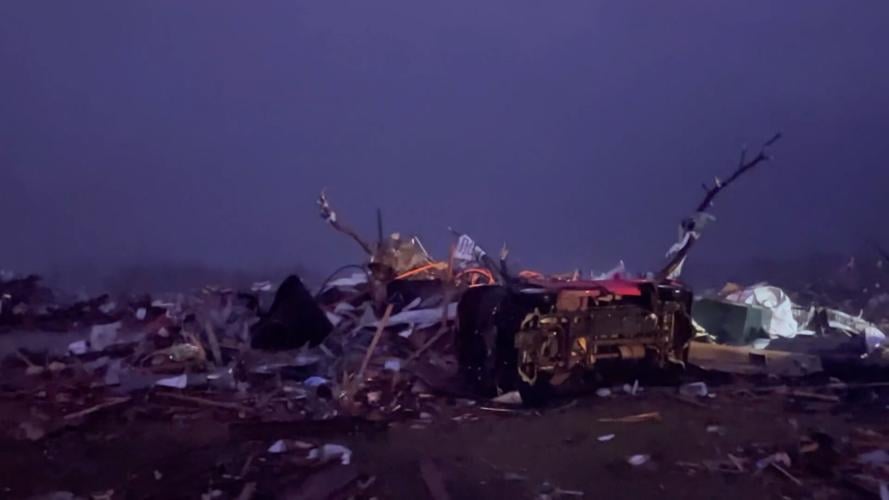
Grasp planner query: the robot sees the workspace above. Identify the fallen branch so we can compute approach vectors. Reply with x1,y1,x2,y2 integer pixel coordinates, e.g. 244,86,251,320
63,396,132,421
598,411,662,423
755,386,841,403
15,350,39,368
318,190,374,255
478,406,530,415
352,303,394,390
204,321,223,366
235,482,256,500
658,133,782,281
154,392,252,413
727,454,745,472
784,389,840,403
407,329,451,364
770,462,803,487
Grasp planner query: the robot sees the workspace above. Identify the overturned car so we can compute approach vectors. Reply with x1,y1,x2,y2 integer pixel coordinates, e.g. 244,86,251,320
457,277,694,405
455,134,782,404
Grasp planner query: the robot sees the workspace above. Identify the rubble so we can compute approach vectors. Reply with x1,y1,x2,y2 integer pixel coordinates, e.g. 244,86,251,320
5,140,889,498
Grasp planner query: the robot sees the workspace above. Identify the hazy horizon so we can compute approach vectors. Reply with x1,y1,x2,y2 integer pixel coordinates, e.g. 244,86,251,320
3,1,888,288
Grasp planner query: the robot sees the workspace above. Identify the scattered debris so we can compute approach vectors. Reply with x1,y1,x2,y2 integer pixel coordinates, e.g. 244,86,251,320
6,139,889,498
155,374,188,389
492,391,523,405
705,425,725,435
267,440,288,454
679,382,709,398
307,443,353,465
598,412,661,424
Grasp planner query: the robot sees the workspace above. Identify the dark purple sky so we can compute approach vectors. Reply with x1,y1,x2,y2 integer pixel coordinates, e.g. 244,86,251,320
2,1,888,282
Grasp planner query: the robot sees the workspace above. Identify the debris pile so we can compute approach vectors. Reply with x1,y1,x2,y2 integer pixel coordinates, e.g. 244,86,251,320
5,134,889,498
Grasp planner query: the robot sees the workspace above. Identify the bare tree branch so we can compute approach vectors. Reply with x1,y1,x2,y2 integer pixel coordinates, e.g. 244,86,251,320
317,190,374,256
656,133,782,281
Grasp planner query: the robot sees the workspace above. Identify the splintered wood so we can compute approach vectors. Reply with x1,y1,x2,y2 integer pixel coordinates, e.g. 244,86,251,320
598,411,661,423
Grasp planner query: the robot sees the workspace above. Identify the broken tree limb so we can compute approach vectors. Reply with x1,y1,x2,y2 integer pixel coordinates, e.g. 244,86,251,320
317,190,374,256
235,482,256,500
354,303,394,387
407,328,450,364
598,411,662,423
154,392,252,413
657,132,782,281
203,321,223,366
63,396,132,420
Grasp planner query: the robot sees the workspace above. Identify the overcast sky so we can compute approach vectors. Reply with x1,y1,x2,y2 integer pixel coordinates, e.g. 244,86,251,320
2,1,888,284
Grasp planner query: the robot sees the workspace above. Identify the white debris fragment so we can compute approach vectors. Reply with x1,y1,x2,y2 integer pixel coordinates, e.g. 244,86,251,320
454,234,486,264
91,490,114,500
597,434,615,442
267,440,288,454
622,379,640,396
751,338,772,350
370,303,458,329
135,308,147,320
756,452,791,470
679,382,708,398
865,326,887,353
627,454,650,466
503,472,528,482
89,322,122,352
402,297,422,311
384,359,402,372
151,300,176,309
492,391,523,405
591,260,626,280
155,374,188,389
325,311,343,327
333,302,356,314
303,376,329,388
307,444,352,465
595,388,612,398
25,365,44,376
325,273,368,290
725,285,799,338
859,449,889,466
292,353,321,367
68,340,89,356
103,359,124,386
201,490,223,500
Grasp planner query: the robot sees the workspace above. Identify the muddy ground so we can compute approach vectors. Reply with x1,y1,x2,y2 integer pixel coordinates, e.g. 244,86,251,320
2,373,886,500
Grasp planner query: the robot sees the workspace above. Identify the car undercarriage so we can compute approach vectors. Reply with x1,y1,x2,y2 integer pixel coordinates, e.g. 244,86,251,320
457,279,695,405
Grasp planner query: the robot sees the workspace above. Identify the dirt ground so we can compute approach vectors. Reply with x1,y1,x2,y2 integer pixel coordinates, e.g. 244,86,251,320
2,374,885,500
